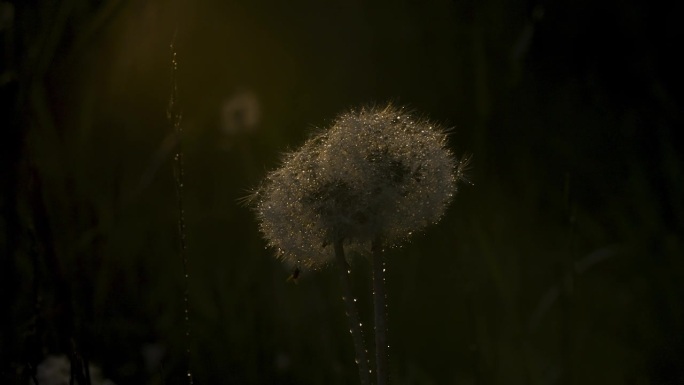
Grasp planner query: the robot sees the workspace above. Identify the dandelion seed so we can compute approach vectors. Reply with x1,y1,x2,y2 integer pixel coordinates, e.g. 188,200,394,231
221,89,261,134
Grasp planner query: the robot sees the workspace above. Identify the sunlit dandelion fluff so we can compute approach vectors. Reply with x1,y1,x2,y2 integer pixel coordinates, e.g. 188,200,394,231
252,104,460,268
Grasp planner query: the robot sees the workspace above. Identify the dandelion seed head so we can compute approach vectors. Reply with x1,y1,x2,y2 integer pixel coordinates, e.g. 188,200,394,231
320,104,457,246
252,103,461,267
254,133,338,267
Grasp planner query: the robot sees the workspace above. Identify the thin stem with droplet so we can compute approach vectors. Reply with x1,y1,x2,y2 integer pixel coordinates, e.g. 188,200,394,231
372,240,388,385
334,239,371,385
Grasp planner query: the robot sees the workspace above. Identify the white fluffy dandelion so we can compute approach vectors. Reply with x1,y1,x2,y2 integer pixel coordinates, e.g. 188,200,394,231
253,104,458,268
249,103,467,385
321,104,457,246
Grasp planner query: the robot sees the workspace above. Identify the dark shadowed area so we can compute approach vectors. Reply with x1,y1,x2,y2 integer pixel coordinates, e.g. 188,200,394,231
1,0,683,384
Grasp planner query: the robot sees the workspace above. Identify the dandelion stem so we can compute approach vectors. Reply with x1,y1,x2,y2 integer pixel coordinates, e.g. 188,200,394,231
334,240,371,385
372,240,388,385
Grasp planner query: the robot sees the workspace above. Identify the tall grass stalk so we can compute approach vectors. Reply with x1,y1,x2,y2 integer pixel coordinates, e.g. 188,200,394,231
168,39,193,385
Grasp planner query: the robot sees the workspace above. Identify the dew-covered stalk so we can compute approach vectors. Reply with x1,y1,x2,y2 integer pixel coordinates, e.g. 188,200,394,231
371,240,388,385
334,240,371,385
169,39,193,385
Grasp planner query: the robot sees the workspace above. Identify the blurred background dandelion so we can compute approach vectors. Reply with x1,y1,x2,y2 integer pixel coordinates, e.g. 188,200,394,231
1,0,682,384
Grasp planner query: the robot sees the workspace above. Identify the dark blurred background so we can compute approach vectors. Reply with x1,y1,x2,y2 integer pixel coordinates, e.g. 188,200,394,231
1,0,683,384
